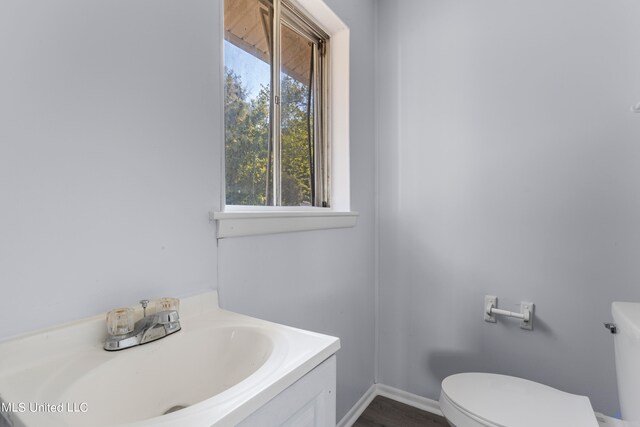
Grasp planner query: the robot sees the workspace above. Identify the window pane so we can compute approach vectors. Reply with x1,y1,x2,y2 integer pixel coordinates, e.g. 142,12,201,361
224,0,273,206
280,23,314,206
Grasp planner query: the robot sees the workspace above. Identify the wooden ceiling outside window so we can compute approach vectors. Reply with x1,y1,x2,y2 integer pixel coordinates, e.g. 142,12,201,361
224,0,314,86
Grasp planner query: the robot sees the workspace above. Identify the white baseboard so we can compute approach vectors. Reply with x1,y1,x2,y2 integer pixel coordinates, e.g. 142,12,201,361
337,384,377,427
375,384,442,416
337,383,442,427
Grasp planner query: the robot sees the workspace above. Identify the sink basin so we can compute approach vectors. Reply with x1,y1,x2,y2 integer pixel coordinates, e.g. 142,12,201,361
56,327,273,426
0,292,340,427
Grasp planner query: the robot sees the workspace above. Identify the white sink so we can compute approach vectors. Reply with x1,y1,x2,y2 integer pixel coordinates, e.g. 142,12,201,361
55,327,274,426
0,292,340,427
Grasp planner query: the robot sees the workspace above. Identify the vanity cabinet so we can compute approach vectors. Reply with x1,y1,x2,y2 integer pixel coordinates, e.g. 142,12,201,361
237,355,336,427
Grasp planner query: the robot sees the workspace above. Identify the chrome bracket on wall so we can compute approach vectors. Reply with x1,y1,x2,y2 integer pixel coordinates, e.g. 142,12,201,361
484,295,535,331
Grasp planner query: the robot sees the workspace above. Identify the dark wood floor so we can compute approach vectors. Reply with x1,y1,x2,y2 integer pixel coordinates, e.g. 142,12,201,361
353,395,450,427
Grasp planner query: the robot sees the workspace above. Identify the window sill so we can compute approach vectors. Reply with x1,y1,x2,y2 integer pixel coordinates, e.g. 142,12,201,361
212,209,359,238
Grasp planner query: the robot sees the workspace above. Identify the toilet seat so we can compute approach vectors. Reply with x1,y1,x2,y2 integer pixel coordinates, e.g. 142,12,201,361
439,373,599,427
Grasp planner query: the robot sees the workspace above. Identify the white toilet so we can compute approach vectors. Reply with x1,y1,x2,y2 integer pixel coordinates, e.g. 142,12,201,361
439,302,640,427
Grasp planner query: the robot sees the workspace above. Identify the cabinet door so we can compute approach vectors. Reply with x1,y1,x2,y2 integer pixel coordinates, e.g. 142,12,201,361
238,356,336,427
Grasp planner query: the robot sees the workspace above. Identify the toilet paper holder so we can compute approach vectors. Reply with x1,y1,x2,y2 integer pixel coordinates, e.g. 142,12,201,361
484,295,534,331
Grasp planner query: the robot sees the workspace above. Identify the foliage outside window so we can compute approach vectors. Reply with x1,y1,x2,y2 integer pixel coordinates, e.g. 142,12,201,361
224,0,329,207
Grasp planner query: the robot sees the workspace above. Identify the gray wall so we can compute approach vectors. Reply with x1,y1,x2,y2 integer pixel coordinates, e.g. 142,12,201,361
218,0,376,420
376,0,640,416
0,0,221,339
0,0,375,422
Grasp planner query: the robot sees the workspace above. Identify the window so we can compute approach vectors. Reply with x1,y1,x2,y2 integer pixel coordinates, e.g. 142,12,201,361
215,0,356,238
224,0,329,207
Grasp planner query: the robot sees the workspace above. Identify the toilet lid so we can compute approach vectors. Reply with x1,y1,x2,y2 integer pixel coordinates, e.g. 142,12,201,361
441,373,599,427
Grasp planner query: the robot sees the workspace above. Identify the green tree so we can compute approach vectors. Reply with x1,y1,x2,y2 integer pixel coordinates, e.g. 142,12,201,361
224,68,314,206
281,75,313,206
224,67,269,205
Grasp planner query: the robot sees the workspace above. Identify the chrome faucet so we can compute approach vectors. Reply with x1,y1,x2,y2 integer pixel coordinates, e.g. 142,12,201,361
104,299,181,351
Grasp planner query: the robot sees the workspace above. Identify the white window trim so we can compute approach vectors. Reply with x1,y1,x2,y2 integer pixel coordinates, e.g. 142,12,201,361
215,0,357,238
213,208,358,238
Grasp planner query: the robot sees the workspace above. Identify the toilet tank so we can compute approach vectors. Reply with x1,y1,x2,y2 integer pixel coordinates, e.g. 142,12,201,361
612,302,640,422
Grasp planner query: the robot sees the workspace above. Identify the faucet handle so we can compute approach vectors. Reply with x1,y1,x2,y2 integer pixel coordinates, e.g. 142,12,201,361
156,297,180,313
106,308,134,336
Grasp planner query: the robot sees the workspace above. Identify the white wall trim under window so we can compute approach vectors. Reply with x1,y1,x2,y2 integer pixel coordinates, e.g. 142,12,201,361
213,209,358,238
